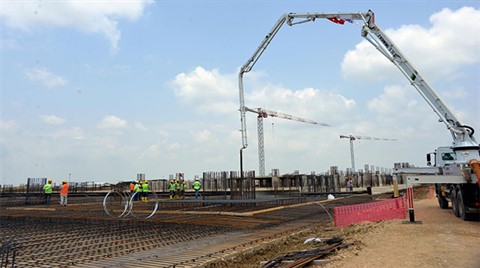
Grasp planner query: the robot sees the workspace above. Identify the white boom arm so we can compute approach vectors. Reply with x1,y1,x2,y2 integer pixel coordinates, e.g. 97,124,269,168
239,10,478,159
245,107,330,126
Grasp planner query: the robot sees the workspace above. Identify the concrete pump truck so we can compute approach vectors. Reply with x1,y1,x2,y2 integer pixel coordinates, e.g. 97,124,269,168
238,10,480,220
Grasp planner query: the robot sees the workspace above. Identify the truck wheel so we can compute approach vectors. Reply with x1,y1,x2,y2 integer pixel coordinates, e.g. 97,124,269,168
451,190,460,217
457,191,471,221
437,194,449,209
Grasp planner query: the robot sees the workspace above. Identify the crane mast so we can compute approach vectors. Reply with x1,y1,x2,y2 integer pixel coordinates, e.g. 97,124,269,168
340,135,357,172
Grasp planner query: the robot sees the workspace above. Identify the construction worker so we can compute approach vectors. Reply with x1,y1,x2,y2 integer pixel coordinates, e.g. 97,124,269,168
174,179,180,199
129,181,135,196
134,181,143,201
60,180,69,206
193,179,201,199
180,181,187,199
169,180,175,199
347,179,353,192
141,180,149,202
43,179,53,206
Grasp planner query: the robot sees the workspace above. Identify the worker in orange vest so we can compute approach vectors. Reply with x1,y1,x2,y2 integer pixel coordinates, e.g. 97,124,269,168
60,180,69,206
129,181,135,196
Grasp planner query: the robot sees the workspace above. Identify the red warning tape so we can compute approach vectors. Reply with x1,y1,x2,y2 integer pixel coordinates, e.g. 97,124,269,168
334,196,407,227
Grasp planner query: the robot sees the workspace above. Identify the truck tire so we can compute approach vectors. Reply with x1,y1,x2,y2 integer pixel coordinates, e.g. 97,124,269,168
451,190,460,217
437,194,449,209
457,190,471,221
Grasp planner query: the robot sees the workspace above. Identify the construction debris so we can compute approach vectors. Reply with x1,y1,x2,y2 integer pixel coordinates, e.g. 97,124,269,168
261,237,350,268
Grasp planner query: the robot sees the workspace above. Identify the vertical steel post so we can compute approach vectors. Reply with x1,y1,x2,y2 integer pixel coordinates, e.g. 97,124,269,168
403,186,422,224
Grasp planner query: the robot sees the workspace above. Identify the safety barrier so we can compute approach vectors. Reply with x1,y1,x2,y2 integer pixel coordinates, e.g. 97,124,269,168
334,196,406,227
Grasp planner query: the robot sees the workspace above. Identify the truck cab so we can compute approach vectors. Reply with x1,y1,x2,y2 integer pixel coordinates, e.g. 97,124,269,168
427,146,456,167
429,146,480,220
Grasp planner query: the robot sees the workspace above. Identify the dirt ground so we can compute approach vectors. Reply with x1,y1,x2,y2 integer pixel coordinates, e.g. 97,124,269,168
209,196,480,268
324,197,480,268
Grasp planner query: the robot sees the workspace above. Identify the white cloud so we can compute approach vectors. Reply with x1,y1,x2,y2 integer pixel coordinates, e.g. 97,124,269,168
134,122,148,131
171,67,356,125
157,130,170,139
168,142,181,150
247,85,355,124
93,136,121,151
342,7,480,82
140,143,161,160
1,38,22,50
440,87,468,100
40,115,65,125
0,0,153,53
97,115,128,129
0,120,17,131
367,85,412,115
194,130,212,143
171,67,238,115
25,68,68,88
51,127,85,140
0,120,17,145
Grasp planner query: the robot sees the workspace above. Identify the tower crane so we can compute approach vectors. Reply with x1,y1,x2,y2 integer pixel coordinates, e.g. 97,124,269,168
245,106,330,176
339,134,396,172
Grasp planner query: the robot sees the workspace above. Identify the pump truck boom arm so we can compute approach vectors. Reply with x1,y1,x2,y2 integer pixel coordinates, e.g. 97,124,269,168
239,10,477,154
239,12,367,150
359,12,477,150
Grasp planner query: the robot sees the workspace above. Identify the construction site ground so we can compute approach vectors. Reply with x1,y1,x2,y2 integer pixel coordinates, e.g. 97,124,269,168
1,186,479,267
211,196,480,268
324,197,480,268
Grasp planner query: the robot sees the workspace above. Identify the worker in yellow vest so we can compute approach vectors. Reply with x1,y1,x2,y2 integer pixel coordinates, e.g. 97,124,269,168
180,181,187,199
193,179,201,199
142,180,149,202
43,179,53,206
174,179,180,199
134,181,143,201
169,180,175,199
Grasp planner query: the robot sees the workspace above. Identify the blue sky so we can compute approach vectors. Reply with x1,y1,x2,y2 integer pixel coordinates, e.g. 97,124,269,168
1,1,479,185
